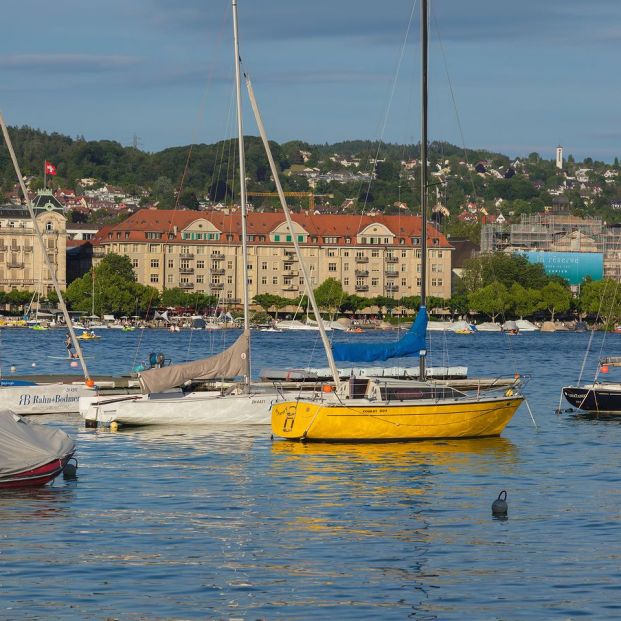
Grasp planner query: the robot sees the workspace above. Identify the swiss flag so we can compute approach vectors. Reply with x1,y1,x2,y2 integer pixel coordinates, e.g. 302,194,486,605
45,161,57,175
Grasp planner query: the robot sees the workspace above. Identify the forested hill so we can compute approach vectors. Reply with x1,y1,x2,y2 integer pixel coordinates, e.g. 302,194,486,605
1,125,619,231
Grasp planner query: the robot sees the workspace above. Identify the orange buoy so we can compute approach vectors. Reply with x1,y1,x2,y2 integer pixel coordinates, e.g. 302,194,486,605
322,384,333,393
85,378,95,388
601,365,609,374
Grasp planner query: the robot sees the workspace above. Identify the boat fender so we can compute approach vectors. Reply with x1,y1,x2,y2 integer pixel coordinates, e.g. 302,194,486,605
505,388,514,397
492,490,508,517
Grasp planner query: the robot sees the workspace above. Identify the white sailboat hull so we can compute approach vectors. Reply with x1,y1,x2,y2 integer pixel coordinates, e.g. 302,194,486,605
80,389,289,427
0,383,92,415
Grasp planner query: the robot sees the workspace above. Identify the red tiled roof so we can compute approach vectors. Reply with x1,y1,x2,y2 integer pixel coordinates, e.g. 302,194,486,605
93,208,452,248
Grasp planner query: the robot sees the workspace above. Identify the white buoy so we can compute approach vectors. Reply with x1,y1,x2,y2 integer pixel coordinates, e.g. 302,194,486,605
10,365,16,373
31,362,37,368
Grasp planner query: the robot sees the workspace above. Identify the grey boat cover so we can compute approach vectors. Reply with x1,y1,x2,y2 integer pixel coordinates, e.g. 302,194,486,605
0,411,75,479
138,329,250,394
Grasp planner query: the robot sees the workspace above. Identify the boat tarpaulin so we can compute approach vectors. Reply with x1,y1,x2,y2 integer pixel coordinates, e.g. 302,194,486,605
0,411,75,479
138,330,250,393
332,307,428,363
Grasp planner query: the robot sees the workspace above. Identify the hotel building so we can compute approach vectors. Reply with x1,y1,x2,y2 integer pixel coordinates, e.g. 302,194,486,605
92,209,453,302
0,192,67,293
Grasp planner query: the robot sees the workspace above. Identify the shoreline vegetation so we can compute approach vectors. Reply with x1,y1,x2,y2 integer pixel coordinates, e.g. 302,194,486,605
11,253,619,330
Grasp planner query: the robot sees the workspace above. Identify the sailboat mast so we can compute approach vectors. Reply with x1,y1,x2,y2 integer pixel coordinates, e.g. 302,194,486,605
0,113,91,381
419,0,429,381
245,76,342,390
232,0,251,385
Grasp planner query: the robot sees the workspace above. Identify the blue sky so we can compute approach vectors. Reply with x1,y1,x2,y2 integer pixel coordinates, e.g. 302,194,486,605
1,0,619,161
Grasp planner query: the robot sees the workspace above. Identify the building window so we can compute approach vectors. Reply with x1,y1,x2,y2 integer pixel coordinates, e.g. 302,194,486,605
150,259,159,268
261,276,267,285
371,278,379,286
401,278,407,286
197,275,204,283
168,259,174,268
131,259,139,268
272,276,278,285
274,235,280,242
197,260,204,269
328,263,337,272
45,222,54,232
150,274,159,283
344,263,349,271
297,235,304,242
344,277,349,285
327,249,336,257
371,249,379,257
149,244,160,252
167,274,173,283
227,276,233,284
227,261,233,269
261,262,268,270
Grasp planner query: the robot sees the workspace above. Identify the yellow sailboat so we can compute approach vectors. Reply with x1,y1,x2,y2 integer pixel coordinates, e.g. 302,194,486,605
245,3,523,442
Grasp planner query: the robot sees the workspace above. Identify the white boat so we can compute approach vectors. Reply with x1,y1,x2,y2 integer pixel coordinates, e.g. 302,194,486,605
516,319,539,332
80,1,287,428
427,321,454,331
275,319,323,331
476,322,502,332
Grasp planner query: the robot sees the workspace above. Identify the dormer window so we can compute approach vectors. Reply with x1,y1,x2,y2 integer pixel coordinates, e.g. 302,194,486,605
46,222,54,232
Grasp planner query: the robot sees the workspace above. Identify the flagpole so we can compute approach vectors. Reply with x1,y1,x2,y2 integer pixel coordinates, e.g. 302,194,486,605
43,161,46,190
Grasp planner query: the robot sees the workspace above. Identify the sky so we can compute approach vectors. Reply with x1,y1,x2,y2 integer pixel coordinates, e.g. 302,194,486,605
1,0,620,161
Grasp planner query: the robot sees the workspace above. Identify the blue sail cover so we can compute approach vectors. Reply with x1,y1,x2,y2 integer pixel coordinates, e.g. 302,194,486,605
332,306,428,362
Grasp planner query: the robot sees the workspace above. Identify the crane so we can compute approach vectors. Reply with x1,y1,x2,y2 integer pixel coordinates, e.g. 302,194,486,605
246,191,333,212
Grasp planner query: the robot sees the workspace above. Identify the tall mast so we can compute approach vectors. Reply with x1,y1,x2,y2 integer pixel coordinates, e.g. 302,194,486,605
232,0,251,386
0,113,91,382
245,76,341,390
419,0,428,382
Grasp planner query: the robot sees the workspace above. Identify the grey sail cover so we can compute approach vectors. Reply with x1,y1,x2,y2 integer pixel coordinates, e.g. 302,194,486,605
0,411,75,479
138,329,250,394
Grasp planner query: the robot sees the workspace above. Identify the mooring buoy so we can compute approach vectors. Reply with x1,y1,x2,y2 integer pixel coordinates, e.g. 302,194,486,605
492,490,508,517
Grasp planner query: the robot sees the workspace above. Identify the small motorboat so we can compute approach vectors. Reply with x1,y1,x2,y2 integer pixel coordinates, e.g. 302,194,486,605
0,411,75,489
77,331,101,340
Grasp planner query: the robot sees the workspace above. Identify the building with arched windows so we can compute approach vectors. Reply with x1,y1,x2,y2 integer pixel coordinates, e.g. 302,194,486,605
92,209,453,302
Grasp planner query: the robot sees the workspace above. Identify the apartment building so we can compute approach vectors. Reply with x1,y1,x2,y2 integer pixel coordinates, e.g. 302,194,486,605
0,193,67,293
92,209,453,302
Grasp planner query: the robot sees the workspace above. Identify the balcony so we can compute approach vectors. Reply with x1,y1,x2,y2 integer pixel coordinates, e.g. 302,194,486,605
7,262,24,269
355,285,369,292
210,268,225,275
283,270,299,277
179,268,194,274
23,245,33,252
210,283,224,290
10,246,21,252
210,253,225,260
179,282,194,289
180,253,194,260
385,270,399,277
385,285,399,293
355,256,369,263
283,284,299,292
93,248,106,257
355,270,369,277
386,256,399,263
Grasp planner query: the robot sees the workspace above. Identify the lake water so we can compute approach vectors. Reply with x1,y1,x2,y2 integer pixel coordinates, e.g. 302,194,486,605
1,327,621,620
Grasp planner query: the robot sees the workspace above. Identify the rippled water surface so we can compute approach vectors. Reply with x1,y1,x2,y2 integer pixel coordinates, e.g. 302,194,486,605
2,327,621,619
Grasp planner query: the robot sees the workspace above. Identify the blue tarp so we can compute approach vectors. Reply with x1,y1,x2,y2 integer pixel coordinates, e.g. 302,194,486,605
332,307,428,363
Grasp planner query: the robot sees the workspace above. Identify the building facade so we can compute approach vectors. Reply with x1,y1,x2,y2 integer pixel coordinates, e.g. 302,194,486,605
481,213,621,282
92,210,453,302
0,196,67,293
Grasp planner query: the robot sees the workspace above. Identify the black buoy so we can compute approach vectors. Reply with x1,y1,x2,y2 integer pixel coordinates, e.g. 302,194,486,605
492,490,508,517
63,457,78,480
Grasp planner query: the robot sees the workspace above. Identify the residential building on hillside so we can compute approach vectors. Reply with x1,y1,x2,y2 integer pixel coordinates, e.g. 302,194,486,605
0,193,68,293
92,209,453,303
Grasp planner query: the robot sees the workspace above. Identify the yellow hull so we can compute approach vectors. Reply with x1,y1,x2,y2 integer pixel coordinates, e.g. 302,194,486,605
271,396,523,442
